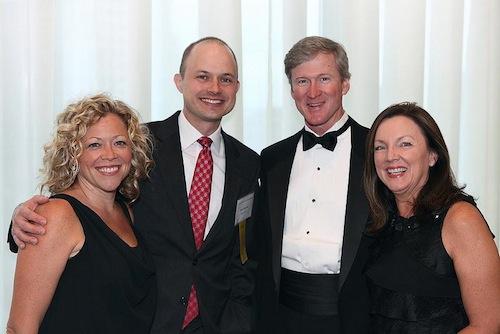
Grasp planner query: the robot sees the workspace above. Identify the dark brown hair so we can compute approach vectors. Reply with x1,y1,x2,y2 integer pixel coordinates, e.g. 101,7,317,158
364,102,465,231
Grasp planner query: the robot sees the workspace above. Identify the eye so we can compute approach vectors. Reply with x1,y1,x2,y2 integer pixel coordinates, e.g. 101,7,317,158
87,142,101,149
114,140,128,147
220,76,234,85
295,78,309,87
400,141,413,148
374,144,385,151
197,74,208,80
319,76,331,83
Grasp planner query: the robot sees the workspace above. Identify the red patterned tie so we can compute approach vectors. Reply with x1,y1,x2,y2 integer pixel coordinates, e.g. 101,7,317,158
182,136,213,329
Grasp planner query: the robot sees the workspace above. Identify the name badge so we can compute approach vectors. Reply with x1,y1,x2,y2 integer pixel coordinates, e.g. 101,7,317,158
235,192,254,264
235,192,254,225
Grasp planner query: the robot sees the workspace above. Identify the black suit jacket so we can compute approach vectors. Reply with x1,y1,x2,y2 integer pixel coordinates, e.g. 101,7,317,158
6,112,260,333
134,111,260,334
256,117,370,333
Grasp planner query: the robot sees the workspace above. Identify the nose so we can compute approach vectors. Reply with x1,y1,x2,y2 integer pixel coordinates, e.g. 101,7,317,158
307,81,320,99
101,143,117,160
208,78,222,94
386,146,400,161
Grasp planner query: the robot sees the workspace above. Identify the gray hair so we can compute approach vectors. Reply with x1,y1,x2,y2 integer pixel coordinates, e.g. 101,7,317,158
284,36,351,84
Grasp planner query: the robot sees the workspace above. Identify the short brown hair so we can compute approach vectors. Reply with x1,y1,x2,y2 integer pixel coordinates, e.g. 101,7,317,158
179,36,238,78
284,36,351,84
40,93,154,202
363,102,466,231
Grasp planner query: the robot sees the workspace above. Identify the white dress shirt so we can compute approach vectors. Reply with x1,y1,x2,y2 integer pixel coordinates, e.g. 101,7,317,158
282,112,351,274
178,111,225,239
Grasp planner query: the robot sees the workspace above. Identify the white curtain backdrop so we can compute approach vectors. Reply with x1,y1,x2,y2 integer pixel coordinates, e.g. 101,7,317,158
1,0,499,327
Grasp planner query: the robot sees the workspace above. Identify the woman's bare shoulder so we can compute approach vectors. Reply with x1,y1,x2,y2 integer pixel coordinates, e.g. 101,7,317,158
445,201,485,231
33,197,82,244
443,200,493,258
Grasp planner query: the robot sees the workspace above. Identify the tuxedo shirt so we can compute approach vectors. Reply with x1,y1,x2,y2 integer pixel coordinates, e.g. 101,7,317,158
282,112,351,274
256,114,371,333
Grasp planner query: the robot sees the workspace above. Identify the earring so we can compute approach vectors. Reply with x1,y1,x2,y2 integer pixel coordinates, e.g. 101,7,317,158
70,162,79,174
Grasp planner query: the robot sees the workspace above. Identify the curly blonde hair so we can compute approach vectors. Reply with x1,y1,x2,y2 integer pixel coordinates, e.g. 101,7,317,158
40,93,154,202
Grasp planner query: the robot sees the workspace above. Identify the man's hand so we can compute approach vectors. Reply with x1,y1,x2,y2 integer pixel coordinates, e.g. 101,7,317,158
11,195,50,249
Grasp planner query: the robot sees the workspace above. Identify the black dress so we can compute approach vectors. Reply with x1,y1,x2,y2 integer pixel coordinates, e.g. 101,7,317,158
365,200,474,333
39,194,157,334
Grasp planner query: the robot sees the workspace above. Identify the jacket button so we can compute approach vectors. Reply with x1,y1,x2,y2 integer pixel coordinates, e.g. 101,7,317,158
192,258,198,265
180,296,187,306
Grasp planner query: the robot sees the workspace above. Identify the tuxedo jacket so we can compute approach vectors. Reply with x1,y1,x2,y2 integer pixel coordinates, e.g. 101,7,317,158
256,117,371,333
129,111,260,334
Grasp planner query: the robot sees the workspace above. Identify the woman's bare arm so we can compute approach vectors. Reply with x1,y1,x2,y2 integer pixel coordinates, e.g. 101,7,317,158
7,199,84,333
442,201,500,334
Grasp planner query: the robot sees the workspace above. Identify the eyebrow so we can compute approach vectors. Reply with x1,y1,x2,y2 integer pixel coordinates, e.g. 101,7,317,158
375,135,414,143
294,73,331,79
196,70,236,77
84,135,127,141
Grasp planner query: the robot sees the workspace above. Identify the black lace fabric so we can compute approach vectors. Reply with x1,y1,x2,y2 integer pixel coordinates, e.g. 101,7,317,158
365,200,474,333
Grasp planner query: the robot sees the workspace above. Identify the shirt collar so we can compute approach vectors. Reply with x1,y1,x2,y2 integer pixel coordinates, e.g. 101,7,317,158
304,111,349,136
178,110,223,152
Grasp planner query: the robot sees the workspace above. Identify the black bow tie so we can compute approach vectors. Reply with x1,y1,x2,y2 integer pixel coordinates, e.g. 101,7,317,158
302,118,352,151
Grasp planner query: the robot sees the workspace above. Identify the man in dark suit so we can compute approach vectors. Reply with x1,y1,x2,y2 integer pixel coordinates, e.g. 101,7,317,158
8,37,260,334
256,36,370,334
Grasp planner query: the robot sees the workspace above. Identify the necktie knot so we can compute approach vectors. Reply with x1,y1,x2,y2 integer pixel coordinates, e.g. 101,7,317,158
302,118,351,151
198,136,212,148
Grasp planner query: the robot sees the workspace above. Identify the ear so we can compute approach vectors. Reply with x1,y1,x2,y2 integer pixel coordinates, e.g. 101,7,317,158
174,73,183,93
290,86,296,99
341,79,350,95
235,80,240,94
429,151,438,167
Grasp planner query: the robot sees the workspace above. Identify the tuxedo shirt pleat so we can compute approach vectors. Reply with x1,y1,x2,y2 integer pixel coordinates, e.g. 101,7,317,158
282,113,351,274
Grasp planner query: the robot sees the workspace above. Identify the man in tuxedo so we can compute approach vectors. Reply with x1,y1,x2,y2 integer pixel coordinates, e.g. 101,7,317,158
8,37,260,334
256,36,370,333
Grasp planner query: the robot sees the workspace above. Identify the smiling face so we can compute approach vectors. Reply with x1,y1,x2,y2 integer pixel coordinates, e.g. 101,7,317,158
290,52,350,136
76,113,132,195
174,40,240,135
374,115,438,208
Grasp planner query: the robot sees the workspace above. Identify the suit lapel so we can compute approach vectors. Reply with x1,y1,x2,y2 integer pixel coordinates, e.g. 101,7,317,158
265,123,367,290
155,112,196,248
202,131,243,246
266,131,302,287
339,122,369,290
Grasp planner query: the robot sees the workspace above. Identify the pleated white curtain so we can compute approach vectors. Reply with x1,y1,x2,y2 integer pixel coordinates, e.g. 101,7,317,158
1,0,499,327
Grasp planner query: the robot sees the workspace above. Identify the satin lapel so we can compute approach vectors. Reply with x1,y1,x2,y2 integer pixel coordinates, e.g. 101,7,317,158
155,112,195,248
202,131,242,247
266,132,302,287
339,123,369,290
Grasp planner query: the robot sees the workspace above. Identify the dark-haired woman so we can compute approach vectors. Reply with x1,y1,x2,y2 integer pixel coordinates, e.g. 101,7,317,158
363,102,500,333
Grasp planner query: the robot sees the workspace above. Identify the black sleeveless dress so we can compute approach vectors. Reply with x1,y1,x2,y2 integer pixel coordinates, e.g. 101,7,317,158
39,194,157,333
365,199,477,333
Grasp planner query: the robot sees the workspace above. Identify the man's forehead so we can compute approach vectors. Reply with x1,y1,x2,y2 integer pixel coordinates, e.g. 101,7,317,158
291,54,338,76
186,42,238,75
191,41,234,60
